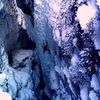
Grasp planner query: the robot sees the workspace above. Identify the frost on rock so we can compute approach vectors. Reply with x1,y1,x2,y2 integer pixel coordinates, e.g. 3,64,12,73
0,89,11,100
77,1,97,29
89,90,99,100
12,49,33,69
0,42,37,99
49,0,100,100
0,0,4,10
0,0,100,100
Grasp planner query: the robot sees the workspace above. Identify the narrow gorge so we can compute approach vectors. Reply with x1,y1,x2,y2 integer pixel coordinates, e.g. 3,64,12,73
0,0,100,100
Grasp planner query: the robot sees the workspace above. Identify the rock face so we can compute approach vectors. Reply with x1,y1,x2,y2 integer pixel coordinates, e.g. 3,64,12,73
0,0,100,100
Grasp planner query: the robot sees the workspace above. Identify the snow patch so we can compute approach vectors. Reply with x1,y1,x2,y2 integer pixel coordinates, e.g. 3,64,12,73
35,0,42,5
0,73,6,79
0,89,11,100
77,3,96,29
0,73,6,84
49,0,60,13
16,8,26,29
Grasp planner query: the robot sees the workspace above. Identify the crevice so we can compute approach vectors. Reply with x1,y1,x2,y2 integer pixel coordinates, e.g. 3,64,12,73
38,64,44,90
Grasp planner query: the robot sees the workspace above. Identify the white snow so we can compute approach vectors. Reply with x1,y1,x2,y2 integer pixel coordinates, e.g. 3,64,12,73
77,2,96,29
49,0,61,13
0,73,6,84
0,73,6,79
0,89,11,100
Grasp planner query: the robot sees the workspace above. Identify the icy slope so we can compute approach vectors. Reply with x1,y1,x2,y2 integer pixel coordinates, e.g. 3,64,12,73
49,0,100,100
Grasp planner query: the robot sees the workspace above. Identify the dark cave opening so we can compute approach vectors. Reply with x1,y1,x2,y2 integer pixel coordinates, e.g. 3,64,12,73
8,28,36,66
18,29,36,50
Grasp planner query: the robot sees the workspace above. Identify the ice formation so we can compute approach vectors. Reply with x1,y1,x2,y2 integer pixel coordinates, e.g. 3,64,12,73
77,2,96,29
0,0,100,100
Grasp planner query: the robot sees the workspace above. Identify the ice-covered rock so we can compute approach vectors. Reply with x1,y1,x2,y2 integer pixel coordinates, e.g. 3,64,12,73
18,88,36,100
0,0,100,100
0,45,36,99
0,0,4,10
0,89,11,100
50,70,59,90
12,49,33,68
89,90,99,100
32,65,41,90
77,1,96,29
91,74,100,91
80,83,90,100
0,73,6,85
97,0,100,8
71,54,79,66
